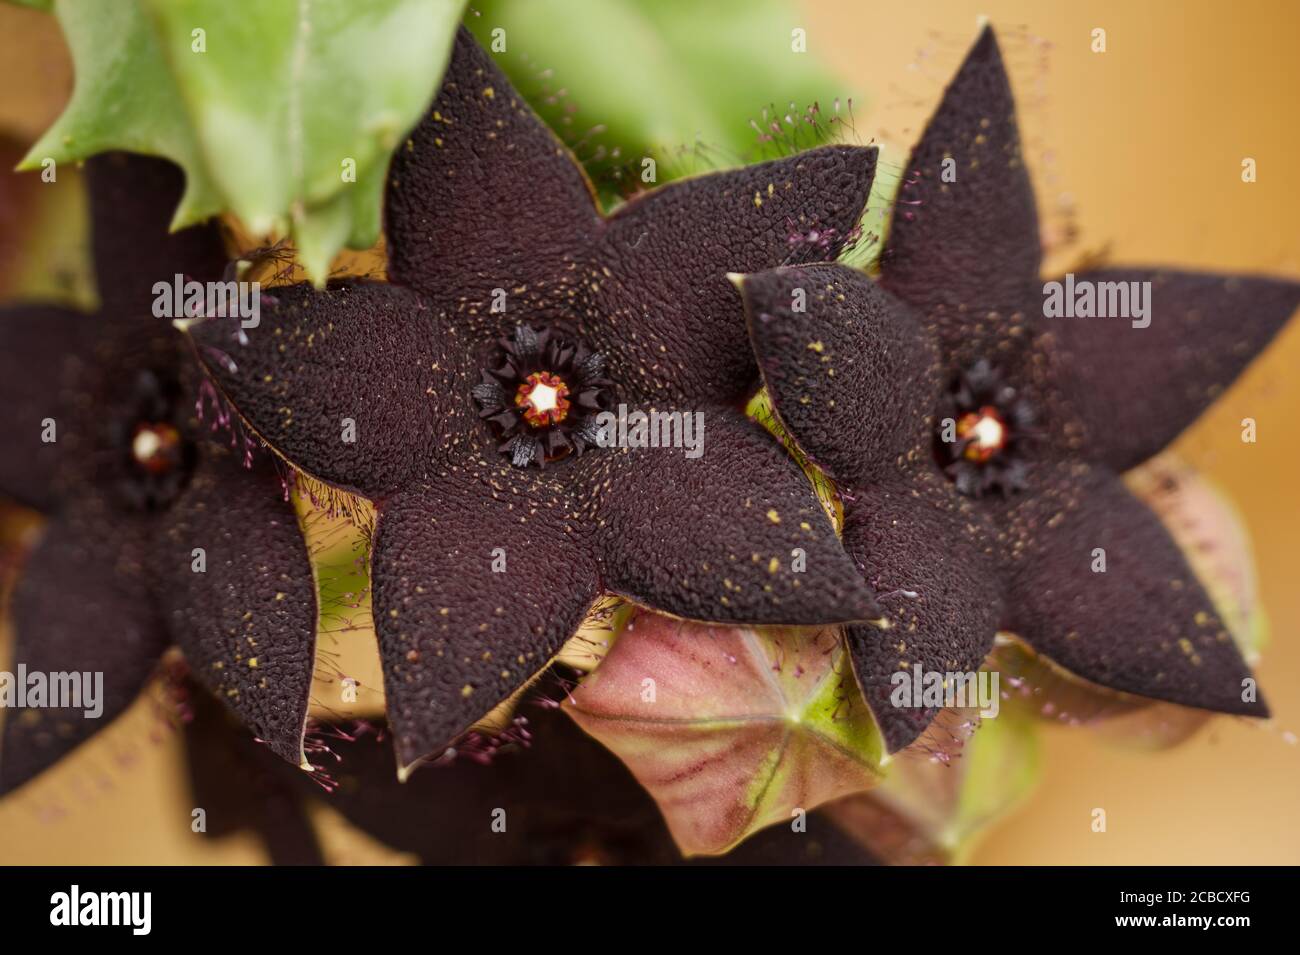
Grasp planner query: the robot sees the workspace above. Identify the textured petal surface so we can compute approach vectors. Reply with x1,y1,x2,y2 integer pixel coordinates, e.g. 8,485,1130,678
0,304,105,511
1043,268,1300,471
997,461,1266,716
0,508,166,794
87,152,228,314
371,471,600,768
152,447,317,767
593,146,878,404
879,26,1042,361
565,613,882,856
185,281,467,499
739,263,937,485
841,468,1003,752
385,27,600,302
989,456,1259,751
581,406,882,626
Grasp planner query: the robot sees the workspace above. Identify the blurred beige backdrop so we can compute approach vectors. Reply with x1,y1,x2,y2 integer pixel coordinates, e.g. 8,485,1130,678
1,0,1298,864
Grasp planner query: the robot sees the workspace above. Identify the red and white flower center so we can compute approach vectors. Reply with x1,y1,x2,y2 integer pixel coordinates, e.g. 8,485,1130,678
131,421,183,475
515,371,571,427
956,406,1007,463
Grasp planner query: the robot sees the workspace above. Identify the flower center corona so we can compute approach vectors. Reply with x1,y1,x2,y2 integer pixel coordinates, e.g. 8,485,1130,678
114,368,197,511
955,407,1007,463
515,372,571,427
475,324,614,469
131,421,184,475
935,360,1034,497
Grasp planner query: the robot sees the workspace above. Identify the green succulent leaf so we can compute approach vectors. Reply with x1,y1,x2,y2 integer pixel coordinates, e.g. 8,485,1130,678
19,0,224,227
468,0,857,198
21,0,466,284
947,708,1041,851
828,706,1041,864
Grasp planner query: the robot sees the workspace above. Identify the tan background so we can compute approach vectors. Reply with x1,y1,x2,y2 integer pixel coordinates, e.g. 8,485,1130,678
1,0,1298,864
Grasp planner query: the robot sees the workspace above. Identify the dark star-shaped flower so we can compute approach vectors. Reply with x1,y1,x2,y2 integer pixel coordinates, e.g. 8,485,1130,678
183,27,884,772
0,153,318,795
735,25,1300,752
182,681,879,866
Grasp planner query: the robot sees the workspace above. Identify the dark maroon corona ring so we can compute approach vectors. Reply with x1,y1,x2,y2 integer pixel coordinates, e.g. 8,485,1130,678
472,323,614,466
184,27,884,770
0,154,318,795
737,25,1300,751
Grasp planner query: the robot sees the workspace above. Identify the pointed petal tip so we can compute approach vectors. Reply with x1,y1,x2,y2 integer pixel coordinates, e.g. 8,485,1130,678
882,718,929,754
847,589,886,624
961,18,1003,69
1238,693,1271,720
394,742,447,783
0,769,21,800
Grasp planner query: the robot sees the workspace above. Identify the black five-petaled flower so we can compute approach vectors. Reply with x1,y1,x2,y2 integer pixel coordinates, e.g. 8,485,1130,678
736,26,1300,751
184,28,883,771
0,154,317,794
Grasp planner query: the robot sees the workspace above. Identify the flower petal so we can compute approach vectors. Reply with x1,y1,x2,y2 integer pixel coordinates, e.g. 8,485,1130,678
243,704,877,864
840,468,1003,752
184,281,469,498
86,152,228,314
151,446,318,767
1044,268,1300,471
592,145,878,404
292,708,673,864
0,507,167,794
879,25,1042,351
738,263,937,485
384,27,600,302
997,454,1269,744
181,679,324,864
370,471,600,770
0,304,104,511
998,461,1267,716
583,406,882,625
